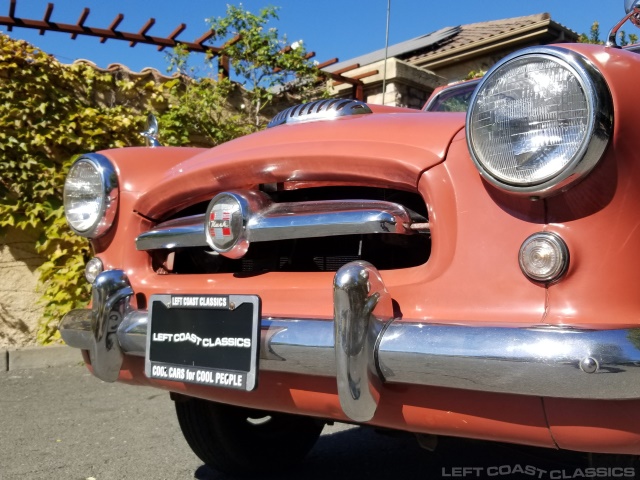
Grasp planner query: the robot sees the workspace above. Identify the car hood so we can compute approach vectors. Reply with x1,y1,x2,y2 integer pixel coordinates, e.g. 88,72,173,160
131,111,465,220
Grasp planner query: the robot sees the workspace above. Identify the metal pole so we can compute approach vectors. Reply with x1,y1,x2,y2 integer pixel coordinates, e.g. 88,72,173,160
381,0,391,104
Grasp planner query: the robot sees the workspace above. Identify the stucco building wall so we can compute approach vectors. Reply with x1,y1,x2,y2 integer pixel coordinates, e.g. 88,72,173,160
0,228,43,347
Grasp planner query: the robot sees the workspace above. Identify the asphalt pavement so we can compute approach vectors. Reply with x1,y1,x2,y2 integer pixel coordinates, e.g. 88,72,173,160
0,364,634,480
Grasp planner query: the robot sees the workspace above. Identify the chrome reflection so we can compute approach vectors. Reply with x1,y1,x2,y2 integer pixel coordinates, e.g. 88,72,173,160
378,324,640,398
136,192,423,253
140,113,161,147
60,269,133,382
608,1,640,46
268,99,373,128
60,270,640,400
333,261,393,422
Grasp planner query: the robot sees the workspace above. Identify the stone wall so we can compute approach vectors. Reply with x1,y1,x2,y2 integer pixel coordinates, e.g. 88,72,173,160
0,228,43,347
329,58,444,109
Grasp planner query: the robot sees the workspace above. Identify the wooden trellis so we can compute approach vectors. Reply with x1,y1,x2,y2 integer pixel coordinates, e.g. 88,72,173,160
0,0,377,100
1,0,219,53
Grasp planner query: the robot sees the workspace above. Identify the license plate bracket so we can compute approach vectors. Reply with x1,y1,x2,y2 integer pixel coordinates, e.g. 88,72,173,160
145,294,260,391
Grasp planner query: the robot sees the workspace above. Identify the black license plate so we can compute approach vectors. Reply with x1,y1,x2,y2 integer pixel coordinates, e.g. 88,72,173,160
145,294,260,391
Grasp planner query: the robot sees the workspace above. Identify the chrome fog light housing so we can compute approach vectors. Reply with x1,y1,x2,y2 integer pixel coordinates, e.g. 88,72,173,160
204,191,271,259
519,232,569,283
84,257,104,284
466,46,613,197
205,192,249,259
64,154,118,238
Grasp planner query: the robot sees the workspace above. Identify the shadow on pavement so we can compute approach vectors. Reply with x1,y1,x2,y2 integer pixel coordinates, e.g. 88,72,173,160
190,425,631,480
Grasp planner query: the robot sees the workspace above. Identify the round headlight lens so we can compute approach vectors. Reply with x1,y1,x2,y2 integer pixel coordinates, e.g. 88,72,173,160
64,155,118,238
467,47,612,197
519,232,569,283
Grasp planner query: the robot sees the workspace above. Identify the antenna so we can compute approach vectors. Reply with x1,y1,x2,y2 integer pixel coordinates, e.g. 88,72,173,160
381,0,391,104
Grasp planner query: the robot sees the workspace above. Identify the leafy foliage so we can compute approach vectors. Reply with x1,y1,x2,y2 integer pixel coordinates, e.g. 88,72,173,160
165,4,324,134
579,20,638,45
0,36,161,343
0,5,322,344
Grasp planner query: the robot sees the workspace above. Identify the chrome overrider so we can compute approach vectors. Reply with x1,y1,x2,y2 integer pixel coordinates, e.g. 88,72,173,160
60,263,640,422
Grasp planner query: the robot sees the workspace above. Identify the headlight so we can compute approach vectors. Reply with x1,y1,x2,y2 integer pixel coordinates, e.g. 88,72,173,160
64,154,118,238
466,46,613,197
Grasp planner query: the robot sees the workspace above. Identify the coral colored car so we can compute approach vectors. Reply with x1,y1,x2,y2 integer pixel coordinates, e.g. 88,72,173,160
61,1,640,474
423,78,480,112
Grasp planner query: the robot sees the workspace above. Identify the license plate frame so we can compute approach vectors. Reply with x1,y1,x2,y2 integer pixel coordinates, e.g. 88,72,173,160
145,294,260,391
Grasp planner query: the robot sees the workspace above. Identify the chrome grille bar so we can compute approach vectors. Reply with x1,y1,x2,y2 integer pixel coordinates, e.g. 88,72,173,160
136,198,427,251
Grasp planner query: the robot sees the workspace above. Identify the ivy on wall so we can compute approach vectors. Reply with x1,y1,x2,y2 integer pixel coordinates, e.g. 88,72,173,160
0,5,321,344
0,35,162,343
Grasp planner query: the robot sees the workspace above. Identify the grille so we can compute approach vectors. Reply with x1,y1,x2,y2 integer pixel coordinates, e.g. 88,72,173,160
150,186,430,275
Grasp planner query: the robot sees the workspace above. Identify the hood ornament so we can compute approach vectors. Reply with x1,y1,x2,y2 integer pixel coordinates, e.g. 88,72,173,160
140,113,161,147
267,99,373,128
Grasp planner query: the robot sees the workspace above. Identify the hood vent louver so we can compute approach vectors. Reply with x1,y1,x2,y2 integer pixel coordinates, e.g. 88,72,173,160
267,99,373,128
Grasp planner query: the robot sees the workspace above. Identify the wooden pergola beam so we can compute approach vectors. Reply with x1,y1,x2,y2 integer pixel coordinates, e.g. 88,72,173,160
39,3,53,35
316,58,338,69
71,8,89,40
1,1,360,98
7,0,15,31
193,30,215,46
0,1,221,54
130,18,155,47
331,63,360,75
331,69,379,87
100,13,124,43
157,23,186,51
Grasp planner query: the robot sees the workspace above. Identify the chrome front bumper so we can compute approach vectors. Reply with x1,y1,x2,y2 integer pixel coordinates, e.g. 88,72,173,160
60,263,640,422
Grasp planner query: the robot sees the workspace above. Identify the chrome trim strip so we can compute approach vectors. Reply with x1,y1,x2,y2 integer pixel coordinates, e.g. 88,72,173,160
334,261,393,422
248,199,415,240
267,99,373,128
117,310,148,356
135,195,419,252
377,323,640,399
136,214,206,251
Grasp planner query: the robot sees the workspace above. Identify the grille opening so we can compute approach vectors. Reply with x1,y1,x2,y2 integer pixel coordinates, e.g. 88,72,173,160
152,233,429,274
152,186,430,274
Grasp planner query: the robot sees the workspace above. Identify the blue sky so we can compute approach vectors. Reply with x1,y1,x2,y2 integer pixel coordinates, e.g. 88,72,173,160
0,0,632,73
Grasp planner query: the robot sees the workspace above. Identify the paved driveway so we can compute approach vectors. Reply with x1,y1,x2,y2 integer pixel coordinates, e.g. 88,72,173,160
0,365,630,479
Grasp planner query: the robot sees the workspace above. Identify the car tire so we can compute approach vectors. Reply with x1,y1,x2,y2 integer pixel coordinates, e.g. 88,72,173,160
174,396,325,475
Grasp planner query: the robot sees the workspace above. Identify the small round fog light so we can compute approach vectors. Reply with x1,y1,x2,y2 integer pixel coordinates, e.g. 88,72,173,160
85,257,104,284
519,232,569,283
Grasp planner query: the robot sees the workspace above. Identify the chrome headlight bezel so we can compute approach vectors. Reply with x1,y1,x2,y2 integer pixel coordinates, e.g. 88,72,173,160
466,46,613,197
64,153,118,238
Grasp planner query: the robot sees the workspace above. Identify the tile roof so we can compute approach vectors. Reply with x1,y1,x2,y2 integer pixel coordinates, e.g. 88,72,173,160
324,26,461,73
403,13,578,64
71,59,180,82
324,13,578,73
